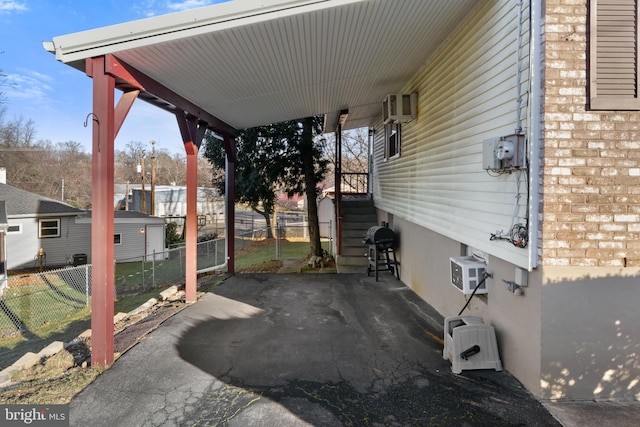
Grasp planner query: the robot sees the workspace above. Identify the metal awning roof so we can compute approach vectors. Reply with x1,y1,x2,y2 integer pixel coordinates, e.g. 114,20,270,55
45,0,478,133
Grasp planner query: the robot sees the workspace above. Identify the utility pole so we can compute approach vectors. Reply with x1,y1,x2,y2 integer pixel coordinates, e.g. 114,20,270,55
151,141,156,216
125,180,130,211
140,150,146,214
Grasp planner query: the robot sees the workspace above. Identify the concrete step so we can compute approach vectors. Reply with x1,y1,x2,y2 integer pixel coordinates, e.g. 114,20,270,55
342,229,369,240
341,244,368,257
336,254,369,267
336,263,366,274
342,215,378,225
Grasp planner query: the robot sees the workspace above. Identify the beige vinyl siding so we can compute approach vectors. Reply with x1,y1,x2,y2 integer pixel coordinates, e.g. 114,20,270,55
373,0,530,267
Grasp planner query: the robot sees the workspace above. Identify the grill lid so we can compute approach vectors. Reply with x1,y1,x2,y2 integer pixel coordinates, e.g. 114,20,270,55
364,226,396,244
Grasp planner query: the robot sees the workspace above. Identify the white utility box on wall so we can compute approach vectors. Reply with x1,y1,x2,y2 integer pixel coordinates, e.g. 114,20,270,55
482,134,525,171
450,256,488,295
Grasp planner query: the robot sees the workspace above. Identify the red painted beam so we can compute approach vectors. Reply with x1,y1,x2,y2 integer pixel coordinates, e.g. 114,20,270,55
107,55,237,138
87,56,116,367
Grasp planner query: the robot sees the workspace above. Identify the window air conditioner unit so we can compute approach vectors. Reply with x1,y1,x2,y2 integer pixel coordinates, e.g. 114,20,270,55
382,93,417,124
450,256,488,295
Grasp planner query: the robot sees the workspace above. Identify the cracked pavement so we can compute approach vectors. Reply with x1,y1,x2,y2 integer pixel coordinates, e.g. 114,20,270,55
70,273,559,426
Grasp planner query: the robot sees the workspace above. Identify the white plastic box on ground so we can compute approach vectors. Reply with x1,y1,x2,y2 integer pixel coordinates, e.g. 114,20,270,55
443,315,502,374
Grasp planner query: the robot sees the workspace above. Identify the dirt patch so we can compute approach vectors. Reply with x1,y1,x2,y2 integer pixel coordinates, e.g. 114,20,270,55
237,259,283,273
0,347,103,404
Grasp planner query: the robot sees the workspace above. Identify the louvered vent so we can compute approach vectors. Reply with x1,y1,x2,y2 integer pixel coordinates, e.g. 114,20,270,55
596,0,637,97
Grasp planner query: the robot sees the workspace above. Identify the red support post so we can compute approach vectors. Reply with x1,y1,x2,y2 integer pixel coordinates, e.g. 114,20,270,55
184,141,198,302
88,56,116,367
177,112,203,302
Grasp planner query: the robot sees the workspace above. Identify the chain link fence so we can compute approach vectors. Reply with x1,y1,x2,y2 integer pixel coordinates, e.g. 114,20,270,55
0,219,335,338
0,237,225,337
0,265,91,338
116,237,226,296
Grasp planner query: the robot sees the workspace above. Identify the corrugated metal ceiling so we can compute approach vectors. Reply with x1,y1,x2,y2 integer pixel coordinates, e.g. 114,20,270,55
47,0,479,133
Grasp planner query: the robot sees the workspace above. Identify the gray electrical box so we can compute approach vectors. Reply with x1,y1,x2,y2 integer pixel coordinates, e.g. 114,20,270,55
482,134,525,171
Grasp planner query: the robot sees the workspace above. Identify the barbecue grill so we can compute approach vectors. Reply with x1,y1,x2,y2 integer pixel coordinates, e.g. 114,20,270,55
363,225,399,281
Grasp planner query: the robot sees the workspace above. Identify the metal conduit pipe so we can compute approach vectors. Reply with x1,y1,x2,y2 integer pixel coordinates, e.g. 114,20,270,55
527,0,542,270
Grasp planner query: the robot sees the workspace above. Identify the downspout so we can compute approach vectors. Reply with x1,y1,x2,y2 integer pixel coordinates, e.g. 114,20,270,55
197,186,229,274
198,133,235,274
527,0,542,270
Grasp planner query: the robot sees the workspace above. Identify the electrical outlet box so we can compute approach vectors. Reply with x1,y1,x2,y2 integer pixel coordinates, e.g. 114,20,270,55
482,134,525,171
515,267,528,287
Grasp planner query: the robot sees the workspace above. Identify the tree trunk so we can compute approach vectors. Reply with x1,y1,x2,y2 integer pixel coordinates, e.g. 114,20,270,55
301,117,323,257
253,207,274,239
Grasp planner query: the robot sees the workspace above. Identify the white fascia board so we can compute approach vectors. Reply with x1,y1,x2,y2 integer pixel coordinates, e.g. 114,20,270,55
45,0,365,65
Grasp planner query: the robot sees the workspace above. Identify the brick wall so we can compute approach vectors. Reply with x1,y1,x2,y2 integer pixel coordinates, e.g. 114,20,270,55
542,0,640,267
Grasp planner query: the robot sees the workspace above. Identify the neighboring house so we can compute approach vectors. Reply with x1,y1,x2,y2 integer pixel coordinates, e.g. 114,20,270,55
45,0,640,402
76,211,166,262
122,184,225,225
276,193,305,211
0,182,166,269
0,182,86,270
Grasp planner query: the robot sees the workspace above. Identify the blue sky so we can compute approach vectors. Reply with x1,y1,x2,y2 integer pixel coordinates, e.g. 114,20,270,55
0,0,229,154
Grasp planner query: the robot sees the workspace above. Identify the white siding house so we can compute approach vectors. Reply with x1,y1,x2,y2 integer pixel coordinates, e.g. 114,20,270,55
1,182,87,270
44,0,640,403
125,185,224,224
76,211,166,262
1,183,166,270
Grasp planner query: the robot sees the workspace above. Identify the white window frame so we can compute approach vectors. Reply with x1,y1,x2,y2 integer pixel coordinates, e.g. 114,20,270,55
384,122,401,160
39,218,61,238
114,233,122,245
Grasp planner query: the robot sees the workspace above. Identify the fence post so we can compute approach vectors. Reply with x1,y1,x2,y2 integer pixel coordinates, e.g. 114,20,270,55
152,250,156,289
180,247,184,275
276,225,281,260
141,258,145,290
85,264,90,306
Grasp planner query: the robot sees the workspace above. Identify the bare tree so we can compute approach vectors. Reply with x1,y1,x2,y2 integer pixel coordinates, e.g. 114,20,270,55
115,141,214,188
323,127,369,175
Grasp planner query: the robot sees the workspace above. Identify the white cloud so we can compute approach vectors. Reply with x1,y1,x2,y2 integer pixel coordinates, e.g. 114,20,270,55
5,70,53,102
0,0,28,14
137,0,228,17
166,0,212,12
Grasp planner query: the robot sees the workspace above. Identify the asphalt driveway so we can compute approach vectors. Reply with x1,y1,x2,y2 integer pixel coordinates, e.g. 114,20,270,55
70,273,559,426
